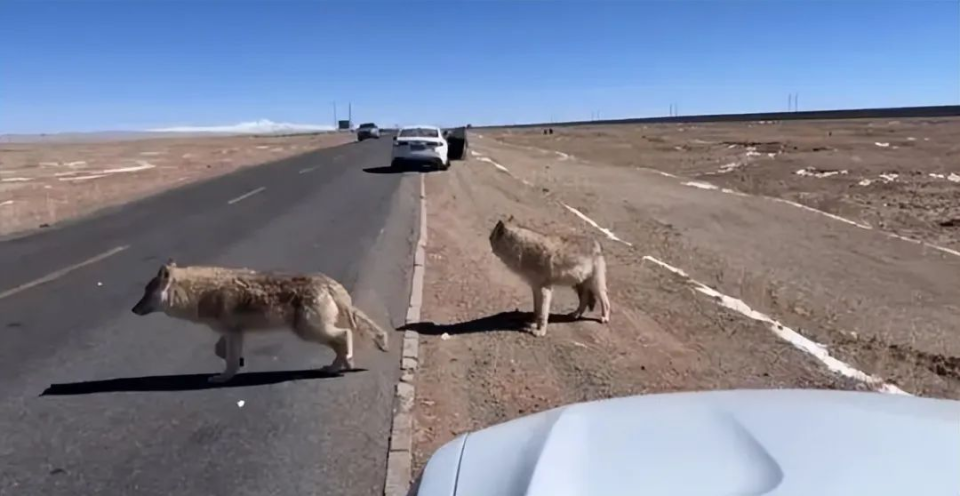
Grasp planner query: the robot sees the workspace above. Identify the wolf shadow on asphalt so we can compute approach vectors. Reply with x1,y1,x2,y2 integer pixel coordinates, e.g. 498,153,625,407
400,310,602,336
40,368,365,396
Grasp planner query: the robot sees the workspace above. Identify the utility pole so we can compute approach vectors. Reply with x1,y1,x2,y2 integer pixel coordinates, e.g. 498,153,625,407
348,103,352,126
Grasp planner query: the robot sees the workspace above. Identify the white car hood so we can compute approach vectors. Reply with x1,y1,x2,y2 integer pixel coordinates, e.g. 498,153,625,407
417,389,960,496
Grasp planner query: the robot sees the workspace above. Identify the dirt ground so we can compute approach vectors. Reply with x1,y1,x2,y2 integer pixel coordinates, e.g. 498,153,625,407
489,118,960,248
409,120,960,476
0,132,352,237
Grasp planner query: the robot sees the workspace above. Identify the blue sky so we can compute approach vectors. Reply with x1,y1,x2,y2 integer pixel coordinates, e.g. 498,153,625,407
1,0,957,133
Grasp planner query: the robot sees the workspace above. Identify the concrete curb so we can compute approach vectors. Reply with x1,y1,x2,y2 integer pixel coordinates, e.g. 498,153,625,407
385,174,426,496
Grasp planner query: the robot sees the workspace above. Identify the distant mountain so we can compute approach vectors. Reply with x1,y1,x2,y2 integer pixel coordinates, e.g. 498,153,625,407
0,119,338,143
150,119,335,134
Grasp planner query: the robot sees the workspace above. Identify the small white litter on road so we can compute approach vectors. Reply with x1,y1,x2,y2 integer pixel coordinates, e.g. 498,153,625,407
440,333,451,341
256,146,270,150
879,173,899,182
859,179,874,186
682,181,719,190
1,177,32,182
907,137,916,141
949,174,960,183
237,400,245,408
0,200,13,206
560,203,633,247
64,161,87,167
470,150,483,158
555,151,571,160
140,151,163,156
97,282,103,287
795,168,847,178
875,142,890,148
718,162,741,174
39,161,60,167
641,255,910,395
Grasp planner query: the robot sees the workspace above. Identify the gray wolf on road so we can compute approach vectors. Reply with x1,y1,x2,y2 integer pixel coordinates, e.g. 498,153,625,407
488,218,611,336
131,261,390,383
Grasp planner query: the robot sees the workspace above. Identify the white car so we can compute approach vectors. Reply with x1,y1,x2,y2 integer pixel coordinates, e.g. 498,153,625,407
414,389,960,495
392,125,449,170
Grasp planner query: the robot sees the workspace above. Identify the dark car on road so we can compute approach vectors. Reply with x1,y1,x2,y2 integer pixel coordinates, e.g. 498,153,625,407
357,122,380,141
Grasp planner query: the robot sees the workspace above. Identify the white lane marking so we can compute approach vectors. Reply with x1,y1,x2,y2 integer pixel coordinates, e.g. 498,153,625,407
560,203,633,247
875,142,890,148
1,177,32,182
470,150,483,158
227,187,266,205
682,179,874,230
59,174,108,182
0,245,130,301
555,151,571,160
298,167,317,174
638,168,679,179
477,156,511,173
0,200,13,206
768,198,873,230
101,162,156,174
642,255,910,396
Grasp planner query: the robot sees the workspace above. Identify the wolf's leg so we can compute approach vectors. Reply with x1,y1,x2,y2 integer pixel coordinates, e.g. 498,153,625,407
214,335,245,367
297,294,355,373
531,286,552,337
525,285,543,332
209,332,243,383
592,264,611,324
319,325,354,373
570,283,589,319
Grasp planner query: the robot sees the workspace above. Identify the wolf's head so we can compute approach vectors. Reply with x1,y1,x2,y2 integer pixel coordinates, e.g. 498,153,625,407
131,259,177,316
489,216,515,246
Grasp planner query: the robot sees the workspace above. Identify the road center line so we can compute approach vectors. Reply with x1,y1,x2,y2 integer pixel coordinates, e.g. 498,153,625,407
227,187,266,205
0,245,130,301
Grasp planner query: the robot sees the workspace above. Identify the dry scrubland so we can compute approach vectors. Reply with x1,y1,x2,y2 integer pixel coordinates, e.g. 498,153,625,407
0,133,352,237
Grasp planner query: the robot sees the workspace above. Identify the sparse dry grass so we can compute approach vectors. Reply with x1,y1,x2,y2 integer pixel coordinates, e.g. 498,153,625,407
0,133,352,236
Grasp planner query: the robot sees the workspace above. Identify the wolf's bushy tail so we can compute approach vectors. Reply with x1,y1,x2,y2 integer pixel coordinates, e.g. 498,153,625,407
348,307,390,352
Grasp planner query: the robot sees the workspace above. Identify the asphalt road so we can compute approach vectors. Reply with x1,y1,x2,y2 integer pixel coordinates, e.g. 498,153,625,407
0,138,419,496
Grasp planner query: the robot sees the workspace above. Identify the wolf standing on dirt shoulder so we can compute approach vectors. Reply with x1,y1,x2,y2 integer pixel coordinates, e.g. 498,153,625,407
131,260,390,383
489,218,611,336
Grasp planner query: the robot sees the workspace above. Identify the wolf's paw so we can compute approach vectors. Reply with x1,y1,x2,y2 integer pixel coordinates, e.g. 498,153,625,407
530,325,548,337
208,372,236,384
